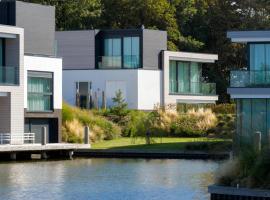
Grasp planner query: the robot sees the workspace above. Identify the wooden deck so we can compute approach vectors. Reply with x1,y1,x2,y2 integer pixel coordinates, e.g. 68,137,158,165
0,143,90,153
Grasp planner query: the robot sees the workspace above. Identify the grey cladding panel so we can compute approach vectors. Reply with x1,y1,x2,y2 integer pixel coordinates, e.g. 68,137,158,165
15,1,55,56
143,30,167,70
56,31,96,70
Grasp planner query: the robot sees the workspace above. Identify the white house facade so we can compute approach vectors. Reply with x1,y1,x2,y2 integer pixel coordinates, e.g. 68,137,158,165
57,29,219,110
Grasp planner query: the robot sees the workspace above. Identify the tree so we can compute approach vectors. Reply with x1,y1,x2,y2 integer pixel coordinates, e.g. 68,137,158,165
109,90,129,124
23,0,102,30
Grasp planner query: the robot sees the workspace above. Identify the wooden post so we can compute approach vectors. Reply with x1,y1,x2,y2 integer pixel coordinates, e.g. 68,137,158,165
102,91,106,109
42,127,47,146
254,131,261,152
84,126,90,144
94,92,98,109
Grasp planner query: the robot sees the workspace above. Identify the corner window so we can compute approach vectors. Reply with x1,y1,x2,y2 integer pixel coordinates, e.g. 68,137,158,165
27,71,53,112
123,37,140,68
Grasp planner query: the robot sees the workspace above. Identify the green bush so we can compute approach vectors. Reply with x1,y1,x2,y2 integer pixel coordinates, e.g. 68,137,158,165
177,103,235,115
62,103,121,143
209,114,236,138
170,108,218,137
210,104,236,114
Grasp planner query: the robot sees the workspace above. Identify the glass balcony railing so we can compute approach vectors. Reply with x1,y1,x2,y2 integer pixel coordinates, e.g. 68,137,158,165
169,81,216,95
98,56,122,69
0,66,19,85
230,70,270,87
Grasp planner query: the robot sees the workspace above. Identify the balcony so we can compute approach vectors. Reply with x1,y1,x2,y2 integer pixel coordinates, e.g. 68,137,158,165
169,81,216,95
98,56,122,69
0,66,19,85
230,70,270,87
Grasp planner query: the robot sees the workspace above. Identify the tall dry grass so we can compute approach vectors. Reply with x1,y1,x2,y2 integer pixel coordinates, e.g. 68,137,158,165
187,108,218,131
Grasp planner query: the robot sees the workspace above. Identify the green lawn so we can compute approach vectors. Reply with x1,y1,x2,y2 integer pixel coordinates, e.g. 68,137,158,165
92,137,232,152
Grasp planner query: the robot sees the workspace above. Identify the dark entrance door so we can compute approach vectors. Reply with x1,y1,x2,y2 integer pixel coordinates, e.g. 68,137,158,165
25,118,55,144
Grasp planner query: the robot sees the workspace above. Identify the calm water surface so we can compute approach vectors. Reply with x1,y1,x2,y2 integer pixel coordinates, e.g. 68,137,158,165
0,158,220,200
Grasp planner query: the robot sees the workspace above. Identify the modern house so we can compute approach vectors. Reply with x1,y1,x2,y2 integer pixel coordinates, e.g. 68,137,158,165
57,29,218,110
0,1,62,144
227,30,270,146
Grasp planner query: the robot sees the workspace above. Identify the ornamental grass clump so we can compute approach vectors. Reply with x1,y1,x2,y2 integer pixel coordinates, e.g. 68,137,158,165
62,103,121,143
187,108,218,131
171,108,218,137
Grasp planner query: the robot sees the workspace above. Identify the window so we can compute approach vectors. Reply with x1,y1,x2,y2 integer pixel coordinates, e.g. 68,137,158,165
169,61,202,94
249,43,270,71
102,38,121,68
28,71,53,112
123,37,140,68
237,99,270,146
76,82,92,109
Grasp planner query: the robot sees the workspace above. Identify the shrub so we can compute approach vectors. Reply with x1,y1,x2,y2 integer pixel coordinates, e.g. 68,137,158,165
210,114,236,138
171,108,218,137
62,119,84,143
210,104,235,114
62,103,121,143
216,144,270,189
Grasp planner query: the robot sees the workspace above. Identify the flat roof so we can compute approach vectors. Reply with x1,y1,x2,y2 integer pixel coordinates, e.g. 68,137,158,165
227,30,270,43
164,51,218,63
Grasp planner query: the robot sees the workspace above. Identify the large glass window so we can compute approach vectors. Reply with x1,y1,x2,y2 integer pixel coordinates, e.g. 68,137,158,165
178,62,190,93
169,61,177,93
103,38,121,68
123,37,140,68
237,99,270,146
169,61,202,94
28,72,53,112
249,44,270,85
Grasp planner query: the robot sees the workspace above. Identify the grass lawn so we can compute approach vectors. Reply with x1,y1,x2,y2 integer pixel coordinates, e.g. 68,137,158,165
92,137,232,152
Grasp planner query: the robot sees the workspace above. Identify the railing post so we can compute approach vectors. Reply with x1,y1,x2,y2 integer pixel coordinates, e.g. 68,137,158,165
41,127,47,145
254,131,261,152
84,126,90,144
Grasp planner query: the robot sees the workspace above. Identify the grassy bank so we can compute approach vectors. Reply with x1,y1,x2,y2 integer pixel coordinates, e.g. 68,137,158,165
92,137,232,152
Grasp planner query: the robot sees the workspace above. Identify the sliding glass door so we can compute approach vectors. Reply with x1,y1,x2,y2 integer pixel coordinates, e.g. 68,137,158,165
177,62,190,93
103,38,121,68
190,62,201,93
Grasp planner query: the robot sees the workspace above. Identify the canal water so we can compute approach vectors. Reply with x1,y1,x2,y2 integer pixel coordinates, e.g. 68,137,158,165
0,158,220,200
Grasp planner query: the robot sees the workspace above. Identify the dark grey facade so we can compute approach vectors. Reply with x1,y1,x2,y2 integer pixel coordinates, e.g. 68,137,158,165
0,0,56,56
57,28,167,70
56,30,97,70
143,29,167,70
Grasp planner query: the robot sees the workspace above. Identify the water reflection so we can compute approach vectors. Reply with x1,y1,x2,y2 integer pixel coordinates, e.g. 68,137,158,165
0,159,220,200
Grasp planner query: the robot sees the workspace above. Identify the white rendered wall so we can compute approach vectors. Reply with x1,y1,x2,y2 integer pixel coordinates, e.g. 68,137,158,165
63,69,138,109
137,70,161,110
24,55,62,110
0,25,24,144
63,69,161,110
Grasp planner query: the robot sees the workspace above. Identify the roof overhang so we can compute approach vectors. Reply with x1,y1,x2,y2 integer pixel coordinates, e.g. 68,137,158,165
228,87,270,98
164,51,218,63
227,31,270,43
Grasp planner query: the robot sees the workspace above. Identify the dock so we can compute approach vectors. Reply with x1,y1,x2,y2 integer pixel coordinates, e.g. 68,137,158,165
0,143,90,160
